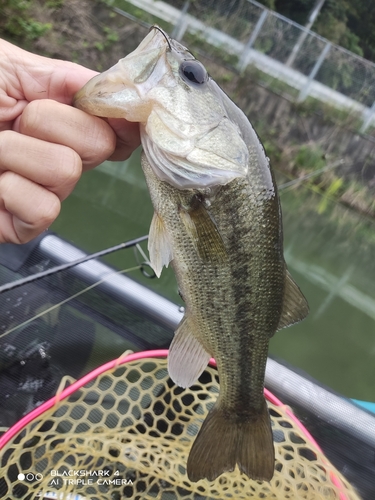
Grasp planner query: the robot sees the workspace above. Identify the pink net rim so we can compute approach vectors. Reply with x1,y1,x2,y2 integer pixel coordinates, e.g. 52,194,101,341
0,349,348,499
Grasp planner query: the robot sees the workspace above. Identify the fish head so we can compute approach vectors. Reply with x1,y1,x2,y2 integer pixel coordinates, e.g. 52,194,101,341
74,26,175,122
74,27,262,189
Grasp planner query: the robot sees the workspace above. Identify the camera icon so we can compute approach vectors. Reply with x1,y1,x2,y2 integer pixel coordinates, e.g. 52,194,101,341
18,473,43,482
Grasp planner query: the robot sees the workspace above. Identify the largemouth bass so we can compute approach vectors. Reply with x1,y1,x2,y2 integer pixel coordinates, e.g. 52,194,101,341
74,26,308,483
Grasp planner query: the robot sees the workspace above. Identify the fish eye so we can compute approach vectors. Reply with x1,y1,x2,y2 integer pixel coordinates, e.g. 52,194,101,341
180,60,208,85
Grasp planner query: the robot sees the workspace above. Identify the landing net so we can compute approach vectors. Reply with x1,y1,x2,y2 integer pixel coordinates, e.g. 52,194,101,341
0,352,361,500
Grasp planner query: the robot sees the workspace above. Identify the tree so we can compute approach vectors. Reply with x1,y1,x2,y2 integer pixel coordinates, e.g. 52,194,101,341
257,0,374,61
345,0,375,61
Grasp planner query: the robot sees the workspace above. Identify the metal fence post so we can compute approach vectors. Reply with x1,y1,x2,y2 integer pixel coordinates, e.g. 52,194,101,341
298,41,331,102
360,101,375,133
171,0,190,41
237,8,268,72
286,0,326,67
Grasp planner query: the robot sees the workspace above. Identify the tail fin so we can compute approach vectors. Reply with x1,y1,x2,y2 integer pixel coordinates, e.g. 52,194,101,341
187,400,274,482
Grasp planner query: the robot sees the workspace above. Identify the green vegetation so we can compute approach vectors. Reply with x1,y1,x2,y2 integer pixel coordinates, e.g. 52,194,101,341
1,0,52,46
244,66,300,99
94,26,119,51
294,96,362,129
250,120,283,165
239,63,364,133
280,148,375,218
258,0,375,63
295,144,326,171
317,176,344,213
184,31,240,67
107,0,173,33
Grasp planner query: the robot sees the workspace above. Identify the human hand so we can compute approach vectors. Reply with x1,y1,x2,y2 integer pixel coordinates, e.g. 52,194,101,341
0,39,140,244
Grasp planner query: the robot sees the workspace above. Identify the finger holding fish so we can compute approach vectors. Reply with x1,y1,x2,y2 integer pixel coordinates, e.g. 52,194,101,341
0,96,139,243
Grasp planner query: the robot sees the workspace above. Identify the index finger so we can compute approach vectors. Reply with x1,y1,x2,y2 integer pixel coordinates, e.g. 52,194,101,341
1,39,97,104
19,99,117,170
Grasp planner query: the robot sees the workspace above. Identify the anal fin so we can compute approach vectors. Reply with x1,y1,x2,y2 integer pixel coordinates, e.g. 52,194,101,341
148,212,173,278
277,269,309,331
168,316,211,388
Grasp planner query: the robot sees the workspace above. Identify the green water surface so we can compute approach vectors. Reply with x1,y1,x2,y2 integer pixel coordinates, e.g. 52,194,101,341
51,148,375,402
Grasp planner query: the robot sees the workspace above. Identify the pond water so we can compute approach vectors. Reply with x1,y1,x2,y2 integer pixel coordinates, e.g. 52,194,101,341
51,148,375,402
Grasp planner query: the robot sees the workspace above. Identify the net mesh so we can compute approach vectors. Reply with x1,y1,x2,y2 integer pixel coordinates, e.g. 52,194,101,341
0,357,361,500
0,235,176,431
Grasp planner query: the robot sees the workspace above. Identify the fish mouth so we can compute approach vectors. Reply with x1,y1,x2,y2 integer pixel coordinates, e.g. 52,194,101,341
72,25,197,119
73,27,172,120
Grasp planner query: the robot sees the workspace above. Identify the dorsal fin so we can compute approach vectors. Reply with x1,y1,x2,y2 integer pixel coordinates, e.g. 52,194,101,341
277,269,309,331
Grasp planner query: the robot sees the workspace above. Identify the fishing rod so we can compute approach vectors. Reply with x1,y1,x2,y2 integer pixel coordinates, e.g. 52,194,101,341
0,235,149,294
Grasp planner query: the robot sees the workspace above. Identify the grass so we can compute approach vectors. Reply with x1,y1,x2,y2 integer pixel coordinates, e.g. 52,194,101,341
184,31,240,67
108,0,173,33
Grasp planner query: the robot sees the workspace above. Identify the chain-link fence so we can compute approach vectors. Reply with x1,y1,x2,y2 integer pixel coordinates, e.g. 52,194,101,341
121,0,375,132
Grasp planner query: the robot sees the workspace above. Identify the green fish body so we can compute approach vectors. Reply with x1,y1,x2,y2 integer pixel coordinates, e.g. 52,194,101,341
74,26,308,483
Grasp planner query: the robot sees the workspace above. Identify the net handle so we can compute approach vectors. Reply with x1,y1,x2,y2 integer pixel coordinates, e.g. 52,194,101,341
0,349,349,499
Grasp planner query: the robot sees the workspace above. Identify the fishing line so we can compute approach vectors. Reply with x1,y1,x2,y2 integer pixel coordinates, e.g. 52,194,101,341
276,158,367,218
0,235,148,294
112,6,150,29
135,243,149,263
278,158,345,190
0,264,142,339
151,25,172,50
134,243,156,278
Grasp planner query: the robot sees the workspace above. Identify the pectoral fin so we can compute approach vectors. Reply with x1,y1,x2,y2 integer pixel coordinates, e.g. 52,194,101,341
148,212,173,278
179,195,227,263
168,316,211,388
277,269,309,331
